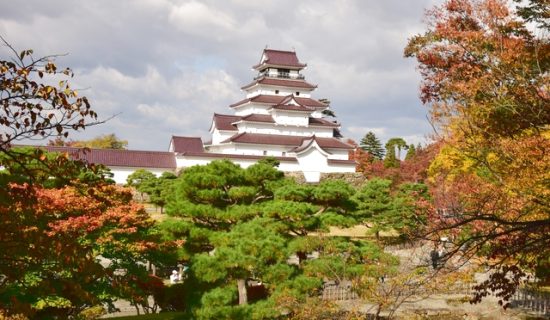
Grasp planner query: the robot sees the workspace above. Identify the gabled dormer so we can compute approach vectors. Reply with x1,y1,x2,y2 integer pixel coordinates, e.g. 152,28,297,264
268,95,313,127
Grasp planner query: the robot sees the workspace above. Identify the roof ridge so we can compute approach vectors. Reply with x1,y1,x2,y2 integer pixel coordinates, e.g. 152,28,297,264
264,48,296,54
214,113,240,118
41,145,175,154
171,135,203,139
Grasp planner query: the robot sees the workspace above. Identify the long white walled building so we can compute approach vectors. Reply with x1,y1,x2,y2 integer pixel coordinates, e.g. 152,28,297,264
40,49,357,183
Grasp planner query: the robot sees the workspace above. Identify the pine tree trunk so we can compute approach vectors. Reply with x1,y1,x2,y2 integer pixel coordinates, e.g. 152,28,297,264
237,279,248,305
297,251,308,264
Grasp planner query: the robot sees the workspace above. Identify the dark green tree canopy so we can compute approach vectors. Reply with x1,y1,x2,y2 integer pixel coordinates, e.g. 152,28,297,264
160,160,375,318
360,131,385,160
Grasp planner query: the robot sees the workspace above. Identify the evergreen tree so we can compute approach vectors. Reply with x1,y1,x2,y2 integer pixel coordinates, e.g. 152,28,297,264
359,131,385,160
146,171,178,213
405,144,416,160
384,138,408,168
161,160,376,318
383,145,399,168
126,169,157,200
352,178,395,240
386,138,408,159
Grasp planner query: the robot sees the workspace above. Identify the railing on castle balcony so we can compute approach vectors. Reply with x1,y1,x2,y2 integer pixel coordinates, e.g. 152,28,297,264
255,72,305,80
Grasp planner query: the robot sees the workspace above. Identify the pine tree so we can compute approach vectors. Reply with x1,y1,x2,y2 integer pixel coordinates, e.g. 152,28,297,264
360,131,385,160
161,160,377,317
405,144,416,160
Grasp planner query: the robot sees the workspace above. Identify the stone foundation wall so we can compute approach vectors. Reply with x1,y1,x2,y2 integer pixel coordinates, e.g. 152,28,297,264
285,172,367,187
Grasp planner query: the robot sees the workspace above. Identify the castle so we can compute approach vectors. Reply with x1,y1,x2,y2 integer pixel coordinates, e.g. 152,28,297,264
43,49,356,183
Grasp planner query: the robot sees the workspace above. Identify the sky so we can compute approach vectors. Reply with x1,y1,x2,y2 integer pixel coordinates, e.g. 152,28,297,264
0,0,442,151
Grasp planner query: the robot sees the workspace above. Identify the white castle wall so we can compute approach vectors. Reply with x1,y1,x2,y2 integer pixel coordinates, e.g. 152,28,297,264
109,167,175,185
236,122,333,138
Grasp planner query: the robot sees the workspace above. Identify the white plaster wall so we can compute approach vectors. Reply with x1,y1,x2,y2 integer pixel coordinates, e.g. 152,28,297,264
207,143,294,157
245,87,312,99
176,156,214,169
311,110,324,118
236,122,333,137
176,155,302,172
207,144,236,154
295,147,328,183
234,104,270,116
326,149,352,160
324,163,356,173
272,112,309,126
109,167,175,185
175,153,352,183
231,144,289,156
212,129,235,145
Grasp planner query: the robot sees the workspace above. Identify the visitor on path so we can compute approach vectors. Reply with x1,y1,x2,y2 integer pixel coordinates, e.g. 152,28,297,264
170,270,180,284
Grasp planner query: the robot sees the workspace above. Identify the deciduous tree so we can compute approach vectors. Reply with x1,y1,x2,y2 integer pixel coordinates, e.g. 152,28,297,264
0,149,163,318
0,40,168,318
0,37,100,152
72,133,128,149
405,0,550,303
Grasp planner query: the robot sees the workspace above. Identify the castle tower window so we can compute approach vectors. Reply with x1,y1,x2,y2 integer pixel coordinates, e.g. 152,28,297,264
295,92,300,96
275,90,279,94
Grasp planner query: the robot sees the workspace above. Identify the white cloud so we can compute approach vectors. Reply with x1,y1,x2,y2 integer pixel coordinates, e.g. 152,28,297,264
0,0,445,150
168,1,236,33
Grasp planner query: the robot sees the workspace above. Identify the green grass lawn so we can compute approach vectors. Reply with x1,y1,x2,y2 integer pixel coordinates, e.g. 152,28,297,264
109,312,186,320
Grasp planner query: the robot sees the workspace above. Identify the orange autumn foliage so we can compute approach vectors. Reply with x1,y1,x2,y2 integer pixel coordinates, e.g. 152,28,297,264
406,0,550,304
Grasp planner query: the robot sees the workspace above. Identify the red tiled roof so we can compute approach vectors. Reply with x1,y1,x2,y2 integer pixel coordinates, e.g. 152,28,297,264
229,95,328,109
308,117,340,127
253,49,307,70
241,77,317,90
39,146,177,169
179,151,298,162
327,159,357,166
291,136,329,154
271,104,314,112
241,114,275,123
212,113,275,130
222,133,353,149
269,95,314,112
213,113,241,131
171,136,204,153
314,137,354,149
295,97,328,108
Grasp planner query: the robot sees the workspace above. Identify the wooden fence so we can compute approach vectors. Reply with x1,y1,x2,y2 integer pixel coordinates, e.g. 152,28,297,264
322,281,359,301
511,288,550,316
384,241,420,252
